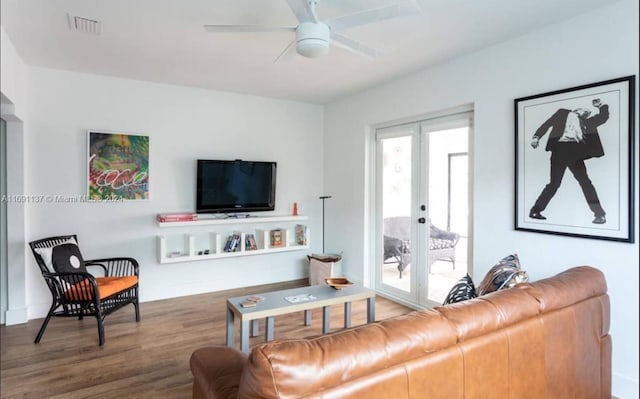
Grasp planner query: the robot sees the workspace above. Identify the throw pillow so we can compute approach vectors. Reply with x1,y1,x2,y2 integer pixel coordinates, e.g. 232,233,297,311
476,254,529,296
443,274,478,305
34,238,87,279
51,242,86,274
34,237,78,272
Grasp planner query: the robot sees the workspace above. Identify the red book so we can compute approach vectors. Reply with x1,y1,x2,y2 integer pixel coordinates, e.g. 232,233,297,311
157,213,197,222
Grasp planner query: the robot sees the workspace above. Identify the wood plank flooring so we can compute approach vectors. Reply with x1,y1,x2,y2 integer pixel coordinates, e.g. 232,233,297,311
0,280,411,399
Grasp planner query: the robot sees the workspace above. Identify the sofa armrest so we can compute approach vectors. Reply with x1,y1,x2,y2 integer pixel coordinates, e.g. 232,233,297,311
190,346,247,399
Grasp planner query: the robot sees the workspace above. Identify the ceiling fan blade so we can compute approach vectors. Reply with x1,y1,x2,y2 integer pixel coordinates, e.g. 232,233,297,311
330,32,379,59
273,39,298,64
286,0,318,23
204,25,296,33
326,0,421,31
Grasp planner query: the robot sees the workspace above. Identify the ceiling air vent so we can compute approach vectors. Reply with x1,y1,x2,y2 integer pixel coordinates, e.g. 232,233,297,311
67,13,102,35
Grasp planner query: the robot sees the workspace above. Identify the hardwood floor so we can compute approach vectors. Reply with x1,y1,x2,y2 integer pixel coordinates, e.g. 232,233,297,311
0,280,411,399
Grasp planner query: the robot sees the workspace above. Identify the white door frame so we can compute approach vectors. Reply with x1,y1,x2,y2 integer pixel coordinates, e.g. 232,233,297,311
370,106,474,309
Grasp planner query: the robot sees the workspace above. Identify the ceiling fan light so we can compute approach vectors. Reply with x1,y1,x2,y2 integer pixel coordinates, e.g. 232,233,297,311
297,39,329,57
296,22,330,58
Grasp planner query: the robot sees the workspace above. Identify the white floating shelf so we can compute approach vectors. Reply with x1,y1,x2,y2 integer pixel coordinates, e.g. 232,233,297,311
157,215,308,228
155,216,310,264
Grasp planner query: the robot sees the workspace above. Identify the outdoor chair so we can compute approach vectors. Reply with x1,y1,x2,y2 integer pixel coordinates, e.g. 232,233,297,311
383,217,460,278
29,235,140,345
428,222,460,271
383,217,411,278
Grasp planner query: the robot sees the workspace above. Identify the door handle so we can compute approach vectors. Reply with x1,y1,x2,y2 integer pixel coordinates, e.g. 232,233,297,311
418,217,426,224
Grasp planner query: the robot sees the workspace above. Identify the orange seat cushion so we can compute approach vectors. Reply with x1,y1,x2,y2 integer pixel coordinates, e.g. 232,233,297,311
65,276,138,300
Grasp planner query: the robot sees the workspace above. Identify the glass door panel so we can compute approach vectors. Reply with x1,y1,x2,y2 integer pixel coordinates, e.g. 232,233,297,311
381,136,412,292
376,124,418,301
424,125,470,304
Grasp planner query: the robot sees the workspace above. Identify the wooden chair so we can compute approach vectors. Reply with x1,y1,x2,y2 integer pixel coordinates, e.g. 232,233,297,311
29,235,140,345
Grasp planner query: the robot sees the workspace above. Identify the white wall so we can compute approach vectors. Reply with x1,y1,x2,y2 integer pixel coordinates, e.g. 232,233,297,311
1,26,28,325
22,67,325,316
324,1,638,398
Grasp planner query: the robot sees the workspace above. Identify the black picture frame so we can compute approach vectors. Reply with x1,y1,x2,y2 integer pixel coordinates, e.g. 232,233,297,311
515,76,635,243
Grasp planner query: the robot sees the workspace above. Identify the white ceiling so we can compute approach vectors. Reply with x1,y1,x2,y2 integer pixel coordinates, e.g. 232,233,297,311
1,0,620,104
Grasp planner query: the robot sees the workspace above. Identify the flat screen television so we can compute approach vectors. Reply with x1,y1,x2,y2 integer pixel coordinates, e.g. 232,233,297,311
196,159,277,214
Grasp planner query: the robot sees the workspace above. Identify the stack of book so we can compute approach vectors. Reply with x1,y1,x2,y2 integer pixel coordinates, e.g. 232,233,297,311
224,233,241,252
156,212,197,222
240,295,265,308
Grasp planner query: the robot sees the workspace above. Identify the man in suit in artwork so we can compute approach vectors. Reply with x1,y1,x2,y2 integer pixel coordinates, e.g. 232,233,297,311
529,98,609,224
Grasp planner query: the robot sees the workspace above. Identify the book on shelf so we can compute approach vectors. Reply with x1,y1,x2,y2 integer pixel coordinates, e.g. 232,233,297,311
295,224,307,246
223,235,233,252
245,234,258,250
224,234,239,252
270,229,283,247
157,212,198,222
224,233,241,252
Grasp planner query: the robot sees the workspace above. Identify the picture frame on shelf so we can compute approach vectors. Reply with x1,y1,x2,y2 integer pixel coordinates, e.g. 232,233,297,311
270,229,283,247
514,75,635,242
295,224,308,246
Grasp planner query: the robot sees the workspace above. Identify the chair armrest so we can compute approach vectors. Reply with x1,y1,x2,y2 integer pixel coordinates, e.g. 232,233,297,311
190,346,247,399
430,225,460,244
84,257,139,278
445,232,460,245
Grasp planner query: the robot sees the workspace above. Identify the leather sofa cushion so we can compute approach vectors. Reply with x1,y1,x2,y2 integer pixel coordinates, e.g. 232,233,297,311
239,309,457,399
516,265,607,313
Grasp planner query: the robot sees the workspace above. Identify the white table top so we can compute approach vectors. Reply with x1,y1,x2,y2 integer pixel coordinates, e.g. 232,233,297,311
227,284,375,321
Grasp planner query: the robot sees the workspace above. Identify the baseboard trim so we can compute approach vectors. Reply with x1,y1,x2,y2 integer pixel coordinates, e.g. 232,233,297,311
4,307,27,325
613,371,639,399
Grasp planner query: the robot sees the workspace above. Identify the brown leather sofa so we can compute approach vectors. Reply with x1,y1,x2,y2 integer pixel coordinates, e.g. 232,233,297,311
190,266,611,399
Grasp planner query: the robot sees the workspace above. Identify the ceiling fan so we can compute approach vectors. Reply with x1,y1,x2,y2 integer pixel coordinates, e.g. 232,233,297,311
204,0,421,62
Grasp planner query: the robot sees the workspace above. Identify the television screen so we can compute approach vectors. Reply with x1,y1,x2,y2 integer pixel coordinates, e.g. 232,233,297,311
196,160,276,214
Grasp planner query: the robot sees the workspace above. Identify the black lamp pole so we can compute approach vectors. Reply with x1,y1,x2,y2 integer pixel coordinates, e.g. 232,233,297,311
319,196,331,253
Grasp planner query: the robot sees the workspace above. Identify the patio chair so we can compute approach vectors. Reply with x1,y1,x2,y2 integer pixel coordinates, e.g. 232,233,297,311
428,222,460,272
383,217,460,278
383,217,411,278
29,235,140,345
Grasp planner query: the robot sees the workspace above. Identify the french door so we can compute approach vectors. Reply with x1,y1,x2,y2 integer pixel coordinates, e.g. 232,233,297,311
374,111,472,307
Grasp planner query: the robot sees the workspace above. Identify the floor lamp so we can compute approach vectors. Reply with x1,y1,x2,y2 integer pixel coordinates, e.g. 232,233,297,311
319,195,331,253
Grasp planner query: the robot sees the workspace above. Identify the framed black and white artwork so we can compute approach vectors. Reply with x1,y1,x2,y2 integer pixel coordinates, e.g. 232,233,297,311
515,76,635,242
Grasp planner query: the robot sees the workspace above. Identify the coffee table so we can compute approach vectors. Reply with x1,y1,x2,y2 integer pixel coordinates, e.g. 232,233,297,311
226,284,376,353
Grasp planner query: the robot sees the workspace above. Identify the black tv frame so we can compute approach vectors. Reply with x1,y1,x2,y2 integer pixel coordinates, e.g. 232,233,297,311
196,159,277,214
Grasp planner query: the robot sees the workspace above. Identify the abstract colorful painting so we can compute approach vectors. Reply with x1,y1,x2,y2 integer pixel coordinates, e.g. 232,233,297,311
87,131,149,200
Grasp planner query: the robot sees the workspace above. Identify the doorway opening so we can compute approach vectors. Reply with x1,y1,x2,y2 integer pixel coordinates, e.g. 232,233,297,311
374,110,472,307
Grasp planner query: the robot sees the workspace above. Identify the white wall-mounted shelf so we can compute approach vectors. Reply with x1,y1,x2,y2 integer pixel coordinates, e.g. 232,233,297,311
156,215,310,264
157,215,308,228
